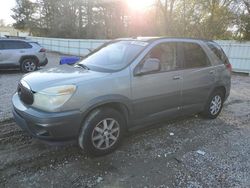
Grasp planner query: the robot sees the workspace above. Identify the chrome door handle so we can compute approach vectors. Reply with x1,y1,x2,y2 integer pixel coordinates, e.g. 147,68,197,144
173,76,181,80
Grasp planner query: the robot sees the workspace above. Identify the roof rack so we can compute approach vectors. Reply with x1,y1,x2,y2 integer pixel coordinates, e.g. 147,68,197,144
4,35,27,40
114,36,213,43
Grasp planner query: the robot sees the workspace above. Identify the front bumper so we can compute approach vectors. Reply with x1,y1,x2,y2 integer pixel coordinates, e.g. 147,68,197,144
39,58,48,66
12,93,82,142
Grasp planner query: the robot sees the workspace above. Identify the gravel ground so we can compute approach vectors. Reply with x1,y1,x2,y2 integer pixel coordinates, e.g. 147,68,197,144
0,54,250,187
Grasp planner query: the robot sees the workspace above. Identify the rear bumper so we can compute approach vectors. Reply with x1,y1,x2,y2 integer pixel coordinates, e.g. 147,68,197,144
39,58,48,66
224,79,231,102
225,90,230,101
12,93,82,142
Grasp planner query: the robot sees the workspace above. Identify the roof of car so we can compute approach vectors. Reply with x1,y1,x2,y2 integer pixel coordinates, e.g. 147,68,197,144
0,38,35,43
115,36,214,43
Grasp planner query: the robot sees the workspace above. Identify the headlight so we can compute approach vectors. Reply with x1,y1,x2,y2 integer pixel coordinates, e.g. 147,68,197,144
32,85,76,112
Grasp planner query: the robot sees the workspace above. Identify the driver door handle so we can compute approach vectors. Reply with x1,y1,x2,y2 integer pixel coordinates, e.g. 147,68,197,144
173,75,182,80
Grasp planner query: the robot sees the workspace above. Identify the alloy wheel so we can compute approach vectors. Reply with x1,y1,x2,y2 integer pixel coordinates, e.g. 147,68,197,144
24,61,36,72
91,118,120,150
210,95,222,115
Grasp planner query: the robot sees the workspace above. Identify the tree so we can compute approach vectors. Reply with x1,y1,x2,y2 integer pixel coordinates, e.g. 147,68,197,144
11,0,37,34
238,0,250,40
10,0,250,40
155,0,177,35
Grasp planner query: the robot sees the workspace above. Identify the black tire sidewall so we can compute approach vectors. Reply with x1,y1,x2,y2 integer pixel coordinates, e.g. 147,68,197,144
203,90,224,119
21,59,37,73
78,107,126,156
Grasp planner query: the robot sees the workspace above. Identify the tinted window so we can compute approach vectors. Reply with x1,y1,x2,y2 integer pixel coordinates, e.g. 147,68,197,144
207,42,223,60
2,41,32,49
29,42,41,47
181,43,209,68
0,41,4,50
145,42,178,72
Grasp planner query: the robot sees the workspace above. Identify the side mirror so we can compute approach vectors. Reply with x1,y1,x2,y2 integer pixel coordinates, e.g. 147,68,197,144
135,58,161,76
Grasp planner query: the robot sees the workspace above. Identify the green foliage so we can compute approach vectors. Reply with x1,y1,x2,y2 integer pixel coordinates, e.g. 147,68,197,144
239,1,250,40
10,0,250,40
11,0,37,32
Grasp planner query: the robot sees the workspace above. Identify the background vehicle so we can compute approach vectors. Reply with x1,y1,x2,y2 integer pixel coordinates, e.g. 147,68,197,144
0,39,48,72
12,37,231,156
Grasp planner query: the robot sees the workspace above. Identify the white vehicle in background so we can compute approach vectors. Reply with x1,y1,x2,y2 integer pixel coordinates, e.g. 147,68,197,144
0,39,48,72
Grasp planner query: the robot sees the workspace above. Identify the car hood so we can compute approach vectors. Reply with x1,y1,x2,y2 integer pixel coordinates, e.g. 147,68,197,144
22,65,109,91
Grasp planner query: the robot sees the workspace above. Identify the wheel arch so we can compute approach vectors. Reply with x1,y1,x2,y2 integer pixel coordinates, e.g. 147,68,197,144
80,95,133,131
19,55,39,65
212,86,226,100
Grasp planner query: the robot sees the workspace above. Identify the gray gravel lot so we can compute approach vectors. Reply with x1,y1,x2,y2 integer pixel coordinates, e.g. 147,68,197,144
0,53,60,122
0,53,250,187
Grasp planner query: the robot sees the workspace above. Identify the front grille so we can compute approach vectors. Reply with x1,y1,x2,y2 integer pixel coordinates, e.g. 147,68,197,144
17,82,34,105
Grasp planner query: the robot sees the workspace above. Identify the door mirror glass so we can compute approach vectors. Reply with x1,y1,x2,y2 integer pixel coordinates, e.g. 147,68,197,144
136,58,161,75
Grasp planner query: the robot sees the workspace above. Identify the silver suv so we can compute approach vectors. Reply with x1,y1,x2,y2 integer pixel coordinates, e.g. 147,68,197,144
12,37,231,156
0,39,48,72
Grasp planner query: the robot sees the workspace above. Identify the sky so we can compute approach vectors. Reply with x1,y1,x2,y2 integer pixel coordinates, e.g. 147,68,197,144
0,0,155,25
0,0,16,25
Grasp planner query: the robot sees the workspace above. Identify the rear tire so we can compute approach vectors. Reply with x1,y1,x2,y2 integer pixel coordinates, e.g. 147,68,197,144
201,90,224,119
78,107,126,156
21,58,37,73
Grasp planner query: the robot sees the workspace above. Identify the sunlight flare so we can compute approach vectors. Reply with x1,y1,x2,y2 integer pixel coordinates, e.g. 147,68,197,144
126,0,154,11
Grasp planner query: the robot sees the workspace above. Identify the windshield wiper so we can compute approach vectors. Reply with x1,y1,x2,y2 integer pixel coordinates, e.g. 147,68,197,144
75,64,90,70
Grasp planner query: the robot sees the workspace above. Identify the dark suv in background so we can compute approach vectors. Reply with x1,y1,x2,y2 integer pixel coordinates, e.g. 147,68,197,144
12,37,231,156
0,39,48,72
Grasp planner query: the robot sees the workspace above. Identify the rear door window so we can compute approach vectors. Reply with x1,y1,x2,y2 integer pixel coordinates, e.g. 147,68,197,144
18,41,32,49
180,42,210,69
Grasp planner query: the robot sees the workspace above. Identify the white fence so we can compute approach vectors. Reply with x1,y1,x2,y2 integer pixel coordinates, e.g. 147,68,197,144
216,40,250,74
28,36,250,74
28,36,109,56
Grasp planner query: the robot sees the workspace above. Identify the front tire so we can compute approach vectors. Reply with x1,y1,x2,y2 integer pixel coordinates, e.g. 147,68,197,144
78,107,125,156
201,90,224,119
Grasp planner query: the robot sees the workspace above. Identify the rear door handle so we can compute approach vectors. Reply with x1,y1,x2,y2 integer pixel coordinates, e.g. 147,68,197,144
173,75,181,80
209,70,215,74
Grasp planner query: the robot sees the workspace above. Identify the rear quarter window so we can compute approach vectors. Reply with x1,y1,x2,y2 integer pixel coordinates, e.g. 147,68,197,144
207,42,223,60
29,42,41,47
206,42,229,64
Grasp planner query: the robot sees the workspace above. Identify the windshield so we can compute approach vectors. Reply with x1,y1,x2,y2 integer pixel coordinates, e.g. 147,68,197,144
78,41,148,71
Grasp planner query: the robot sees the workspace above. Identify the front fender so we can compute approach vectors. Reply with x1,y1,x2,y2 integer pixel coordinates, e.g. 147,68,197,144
80,94,133,117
